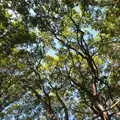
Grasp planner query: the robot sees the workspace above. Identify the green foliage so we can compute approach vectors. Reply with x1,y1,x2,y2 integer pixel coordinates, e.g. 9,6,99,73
0,0,119,120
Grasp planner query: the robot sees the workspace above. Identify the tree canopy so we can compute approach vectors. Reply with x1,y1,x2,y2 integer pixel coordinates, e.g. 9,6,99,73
0,0,120,120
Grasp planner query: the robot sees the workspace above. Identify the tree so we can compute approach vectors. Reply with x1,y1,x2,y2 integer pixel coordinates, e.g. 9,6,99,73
0,0,120,119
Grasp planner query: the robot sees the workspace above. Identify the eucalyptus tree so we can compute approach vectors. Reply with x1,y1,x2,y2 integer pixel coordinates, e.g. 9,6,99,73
0,0,120,120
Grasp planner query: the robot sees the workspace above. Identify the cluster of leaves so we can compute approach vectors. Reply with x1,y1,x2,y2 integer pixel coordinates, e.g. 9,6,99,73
0,0,120,120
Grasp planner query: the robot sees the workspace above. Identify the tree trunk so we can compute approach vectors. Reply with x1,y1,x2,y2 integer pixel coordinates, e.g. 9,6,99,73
94,101,110,120
56,91,69,120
